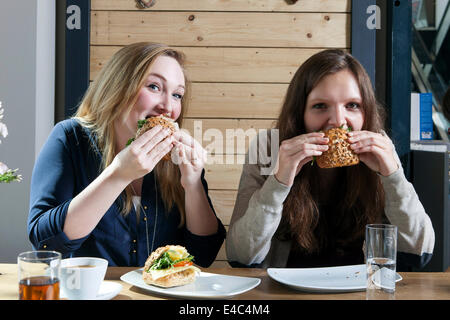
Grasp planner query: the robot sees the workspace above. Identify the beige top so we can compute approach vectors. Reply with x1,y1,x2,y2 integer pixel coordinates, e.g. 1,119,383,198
226,130,435,268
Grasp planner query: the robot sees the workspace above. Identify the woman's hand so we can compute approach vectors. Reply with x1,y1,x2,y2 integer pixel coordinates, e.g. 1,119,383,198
274,132,329,186
172,130,207,188
111,125,174,183
348,130,399,176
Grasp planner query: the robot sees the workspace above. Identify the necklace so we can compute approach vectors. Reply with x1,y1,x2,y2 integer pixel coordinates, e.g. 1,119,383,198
130,176,158,258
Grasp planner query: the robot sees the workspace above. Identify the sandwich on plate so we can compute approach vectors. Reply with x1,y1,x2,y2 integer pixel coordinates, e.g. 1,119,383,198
142,245,200,288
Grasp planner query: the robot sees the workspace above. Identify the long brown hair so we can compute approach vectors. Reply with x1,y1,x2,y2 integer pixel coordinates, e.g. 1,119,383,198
73,42,190,226
276,49,385,253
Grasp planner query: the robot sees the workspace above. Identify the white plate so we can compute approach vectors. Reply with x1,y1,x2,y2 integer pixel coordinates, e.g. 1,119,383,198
61,281,123,300
268,264,402,293
120,268,261,299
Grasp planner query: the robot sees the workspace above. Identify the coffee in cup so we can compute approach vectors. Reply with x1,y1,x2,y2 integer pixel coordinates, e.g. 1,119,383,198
60,257,108,300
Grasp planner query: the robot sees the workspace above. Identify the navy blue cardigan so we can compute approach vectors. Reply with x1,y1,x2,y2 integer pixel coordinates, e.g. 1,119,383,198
28,119,226,267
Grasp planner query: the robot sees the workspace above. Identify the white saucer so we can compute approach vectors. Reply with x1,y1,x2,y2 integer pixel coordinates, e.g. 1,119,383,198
61,281,123,300
96,281,123,300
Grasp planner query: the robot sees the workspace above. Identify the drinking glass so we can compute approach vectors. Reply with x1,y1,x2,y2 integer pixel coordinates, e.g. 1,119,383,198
18,251,61,300
365,224,397,300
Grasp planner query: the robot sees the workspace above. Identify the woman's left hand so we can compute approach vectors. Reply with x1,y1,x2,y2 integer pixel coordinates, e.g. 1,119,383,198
348,131,399,176
172,130,207,188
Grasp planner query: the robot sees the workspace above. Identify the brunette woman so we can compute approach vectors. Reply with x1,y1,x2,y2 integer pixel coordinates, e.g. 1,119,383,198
226,49,434,270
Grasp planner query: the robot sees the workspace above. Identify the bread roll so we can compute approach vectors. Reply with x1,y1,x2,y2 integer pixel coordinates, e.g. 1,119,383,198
136,115,179,160
143,245,185,271
142,245,199,288
143,267,197,288
316,127,359,168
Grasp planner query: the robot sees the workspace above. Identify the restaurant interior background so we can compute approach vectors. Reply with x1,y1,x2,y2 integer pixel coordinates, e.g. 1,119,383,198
0,0,448,271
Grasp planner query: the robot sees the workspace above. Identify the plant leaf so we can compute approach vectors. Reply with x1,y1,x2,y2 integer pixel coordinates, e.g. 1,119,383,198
0,169,22,183
126,138,135,146
137,119,147,129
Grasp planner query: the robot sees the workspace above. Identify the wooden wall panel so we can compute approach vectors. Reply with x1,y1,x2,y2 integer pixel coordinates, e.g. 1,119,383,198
91,46,323,83
216,226,229,261
90,0,352,266
92,0,351,12
188,83,286,119
205,163,243,190
91,11,350,48
209,191,236,225
182,118,274,154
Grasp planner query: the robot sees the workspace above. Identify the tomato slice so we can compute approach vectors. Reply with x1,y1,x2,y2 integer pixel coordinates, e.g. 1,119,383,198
173,260,193,268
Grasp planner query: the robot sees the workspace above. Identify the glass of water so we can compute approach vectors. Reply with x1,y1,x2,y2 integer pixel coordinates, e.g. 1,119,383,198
365,224,397,299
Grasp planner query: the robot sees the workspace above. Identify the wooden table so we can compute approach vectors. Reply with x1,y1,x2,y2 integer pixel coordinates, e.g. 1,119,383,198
1,264,449,300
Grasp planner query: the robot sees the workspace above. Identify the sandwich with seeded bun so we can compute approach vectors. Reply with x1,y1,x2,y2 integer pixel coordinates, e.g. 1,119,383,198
127,115,179,160
316,126,359,168
142,245,200,288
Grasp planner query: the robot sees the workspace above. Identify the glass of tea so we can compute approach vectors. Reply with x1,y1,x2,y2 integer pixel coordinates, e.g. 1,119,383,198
18,251,61,300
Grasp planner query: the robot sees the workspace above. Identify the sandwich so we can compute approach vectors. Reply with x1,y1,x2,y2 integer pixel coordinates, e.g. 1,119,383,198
316,126,359,168
127,115,179,160
142,245,200,288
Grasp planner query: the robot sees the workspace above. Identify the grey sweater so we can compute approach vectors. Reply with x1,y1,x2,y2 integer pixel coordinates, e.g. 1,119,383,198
226,130,435,270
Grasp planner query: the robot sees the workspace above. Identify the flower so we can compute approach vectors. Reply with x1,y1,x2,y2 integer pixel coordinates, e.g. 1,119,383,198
0,161,7,174
0,107,8,144
0,123,7,143
0,102,21,183
0,162,22,183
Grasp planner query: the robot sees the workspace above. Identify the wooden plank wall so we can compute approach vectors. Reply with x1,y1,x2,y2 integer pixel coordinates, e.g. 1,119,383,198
90,0,351,267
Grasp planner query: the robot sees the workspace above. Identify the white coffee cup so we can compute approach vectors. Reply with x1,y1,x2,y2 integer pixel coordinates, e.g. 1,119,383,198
60,257,108,300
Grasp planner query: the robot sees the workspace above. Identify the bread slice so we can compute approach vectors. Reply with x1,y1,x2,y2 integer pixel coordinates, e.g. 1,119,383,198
136,115,179,160
316,127,359,168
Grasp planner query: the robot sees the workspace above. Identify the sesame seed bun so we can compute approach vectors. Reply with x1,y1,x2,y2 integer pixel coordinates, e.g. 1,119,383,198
316,127,359,168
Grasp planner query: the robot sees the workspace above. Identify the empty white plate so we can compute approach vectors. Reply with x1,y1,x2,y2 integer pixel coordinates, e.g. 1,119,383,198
268,264,402,293
120,268,261,299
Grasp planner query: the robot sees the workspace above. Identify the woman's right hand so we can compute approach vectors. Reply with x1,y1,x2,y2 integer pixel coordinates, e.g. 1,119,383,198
110,125,174,183
274,132,329,186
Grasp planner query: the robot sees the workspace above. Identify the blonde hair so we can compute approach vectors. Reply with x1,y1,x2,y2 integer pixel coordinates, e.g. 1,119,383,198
73,42,190,226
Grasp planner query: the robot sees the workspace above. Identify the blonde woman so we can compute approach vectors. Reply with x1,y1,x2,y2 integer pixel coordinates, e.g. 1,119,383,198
28,42,225,267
